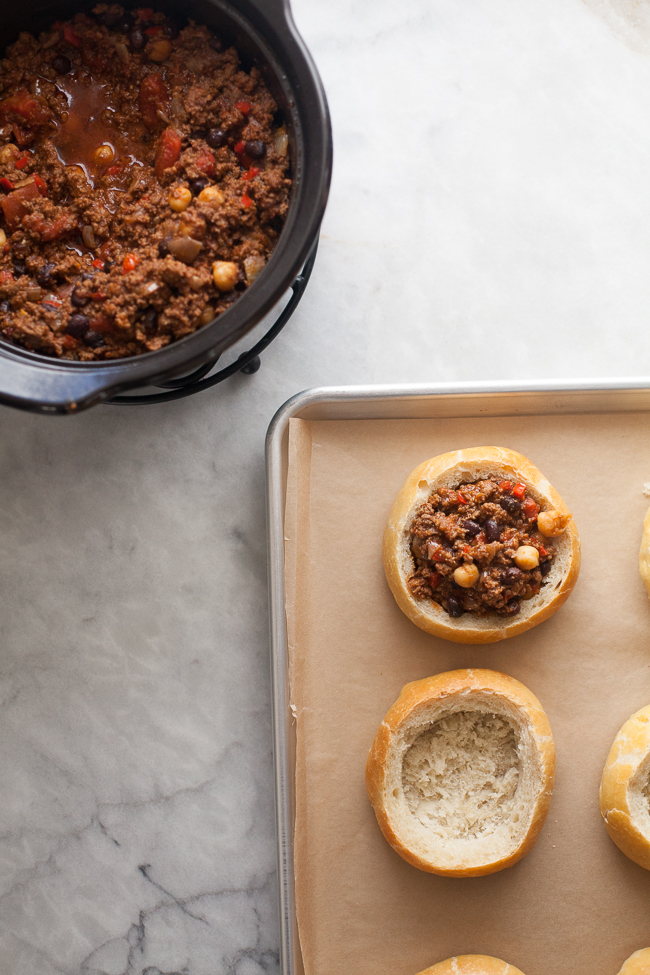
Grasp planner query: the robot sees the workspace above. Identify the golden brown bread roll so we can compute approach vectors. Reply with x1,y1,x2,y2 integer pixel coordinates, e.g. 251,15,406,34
383,446,580,643
616,949,650,975
416,956,526,975
639,505,650,597
600,705,650,870
365,669,555,877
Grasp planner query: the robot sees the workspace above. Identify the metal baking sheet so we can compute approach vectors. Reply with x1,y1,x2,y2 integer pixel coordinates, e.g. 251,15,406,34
265,378,650,975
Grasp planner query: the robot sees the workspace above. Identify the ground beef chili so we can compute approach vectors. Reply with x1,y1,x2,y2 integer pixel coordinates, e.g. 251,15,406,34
407,478,557,618
0,4,291,360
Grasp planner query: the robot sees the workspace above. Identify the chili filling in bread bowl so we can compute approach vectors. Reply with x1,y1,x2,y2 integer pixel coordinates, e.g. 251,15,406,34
408,477,558,619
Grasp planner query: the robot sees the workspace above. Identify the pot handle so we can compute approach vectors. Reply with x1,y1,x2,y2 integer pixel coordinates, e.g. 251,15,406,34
0,351,130,414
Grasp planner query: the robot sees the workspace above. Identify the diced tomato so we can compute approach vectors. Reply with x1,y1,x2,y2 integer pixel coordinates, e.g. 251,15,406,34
429,571,442,589
12,125,34,147
234,140,246,154
0,91,52,128
241,193,252,208
235,100,251,114
139,73,169,131
62,334,78,349
92,258,106,269
23,208,78,242
195,151,215,176
145,25,162,35
0,270,14,285
512,482,526,499
242,167,260,181
0,178,14,193
154,127,181,180
92,292,107,302
523,497,539,520
122,253,139,274
498,480,512,491
1,181,40,230
33,175,48,197
63,24,81,46
15,155,30,170
90,313,114,333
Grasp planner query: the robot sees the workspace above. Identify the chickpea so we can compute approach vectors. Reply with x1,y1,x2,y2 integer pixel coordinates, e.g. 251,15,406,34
514,546,540,570
212,260,239,292
169,185,193,213
0,229,6,247
0,144,19,165
148,39,173,62
453,563,480,588
537,508,570,537
198,185,225,207
91,144,115,167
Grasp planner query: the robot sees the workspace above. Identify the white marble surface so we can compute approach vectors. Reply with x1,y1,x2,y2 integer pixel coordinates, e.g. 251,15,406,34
1,0,650,971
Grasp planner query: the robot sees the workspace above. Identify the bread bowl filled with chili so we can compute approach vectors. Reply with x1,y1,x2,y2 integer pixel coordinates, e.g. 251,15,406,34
0,0,331,411
383,446,580,643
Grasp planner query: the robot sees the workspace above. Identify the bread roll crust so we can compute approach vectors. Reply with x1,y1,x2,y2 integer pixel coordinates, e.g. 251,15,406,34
383,446,580,643
616,949,650,975
600,705,650,870
639,505,650,597
365,669,555,877
417,956,526,975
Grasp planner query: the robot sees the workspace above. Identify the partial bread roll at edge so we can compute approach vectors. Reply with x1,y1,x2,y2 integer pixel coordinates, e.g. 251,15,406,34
600,705,650,870
639,505,650,597
365,669,555,877
616,949,650,975
417,956,526,975
383,446,580,643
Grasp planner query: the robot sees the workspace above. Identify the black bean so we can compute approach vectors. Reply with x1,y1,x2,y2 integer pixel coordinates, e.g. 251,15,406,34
157,238,170,258
0,300,10,314
446,594,464,618
162,18,179,38
484,518,501,542
12,260,26,277
36,262,56,288
191,177,210,196
499,495,521,514
140,306,158,334
97,9,121,28
244,139,265,159
460,519,481,536
540,560,552,577
120,11,135,31
65,313,90,338
84,329,106,348
504,567,523,582
103,261,114,273
503,599,521,616
130,27,146,49
206,128,227,149
52,54,72,75
71,287,89,307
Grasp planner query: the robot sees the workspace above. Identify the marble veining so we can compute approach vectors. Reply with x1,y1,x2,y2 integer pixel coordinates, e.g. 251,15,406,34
2,0,650,970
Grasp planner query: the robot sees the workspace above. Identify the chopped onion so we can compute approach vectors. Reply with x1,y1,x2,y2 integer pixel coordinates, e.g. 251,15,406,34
157,109,172,126
41,31,61,50
274,127,288,158
168,236,203,265
115,42,130,65
82,225,97,250
185,56,201,74
170,94,186,121
25,287,43,302
244,254,266,284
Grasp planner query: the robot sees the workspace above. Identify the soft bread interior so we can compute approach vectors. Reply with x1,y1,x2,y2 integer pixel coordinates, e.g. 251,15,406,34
627,748,650,842
386,690,543,871
395,458,573,635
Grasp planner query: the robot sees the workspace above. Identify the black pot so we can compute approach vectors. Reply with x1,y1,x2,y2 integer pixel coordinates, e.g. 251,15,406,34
0,0,332,413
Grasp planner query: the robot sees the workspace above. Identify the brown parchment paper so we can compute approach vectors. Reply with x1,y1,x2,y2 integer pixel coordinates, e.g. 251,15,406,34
284,412,650,975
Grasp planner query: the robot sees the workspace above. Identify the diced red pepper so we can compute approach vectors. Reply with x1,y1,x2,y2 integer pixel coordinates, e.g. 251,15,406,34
106,164,122,176
234,141,246,155
33,175,48,197
139,73,169,131
15,155,30,170
92,292,107,302
92,258,106,269
1,181,40,230
122,253,139,274
0,178,14,192
242,167,260,181
63,24,81,46
154,128,182,180
523,497,540,520
62,334,78,349
195,151,215,176
0,91,52,130
538,544,548,558
457,493,468,504
429,571,442,589
145,25,162,35
241,193,252,208
498,480,512,491
512,482,526,499
0,271,14,285
235,100,251,114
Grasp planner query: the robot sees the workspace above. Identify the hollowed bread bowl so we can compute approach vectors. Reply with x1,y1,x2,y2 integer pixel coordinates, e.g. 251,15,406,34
600,705,650,870
365,669,555,877
382,446,580,643
416,957,526,975
616,949,650,975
